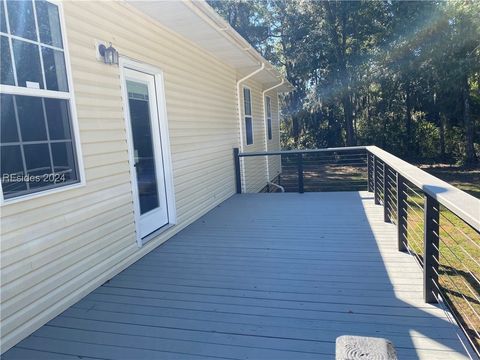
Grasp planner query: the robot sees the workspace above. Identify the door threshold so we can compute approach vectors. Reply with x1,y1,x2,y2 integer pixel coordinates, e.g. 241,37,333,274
141,223,175,246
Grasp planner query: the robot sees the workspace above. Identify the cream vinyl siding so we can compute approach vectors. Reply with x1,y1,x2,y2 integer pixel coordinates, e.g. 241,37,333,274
265,91,282,181
0,1,240,352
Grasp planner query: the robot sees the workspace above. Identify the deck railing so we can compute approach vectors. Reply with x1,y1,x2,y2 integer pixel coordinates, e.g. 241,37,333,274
234,145,480,355
234,146,369,193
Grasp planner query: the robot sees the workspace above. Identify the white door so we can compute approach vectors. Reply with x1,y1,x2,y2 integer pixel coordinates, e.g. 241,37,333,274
123,67,169,239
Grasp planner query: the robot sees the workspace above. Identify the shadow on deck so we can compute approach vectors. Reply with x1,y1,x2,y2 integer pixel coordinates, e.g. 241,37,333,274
3,192,473,359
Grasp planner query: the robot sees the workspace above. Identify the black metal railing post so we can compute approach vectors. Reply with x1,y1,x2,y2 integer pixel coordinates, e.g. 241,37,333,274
373,156,380,205
424,194,440,303
297,153,304,193
367,153,373,192
383,164,391,223
233,148,242,194
397,174,408,252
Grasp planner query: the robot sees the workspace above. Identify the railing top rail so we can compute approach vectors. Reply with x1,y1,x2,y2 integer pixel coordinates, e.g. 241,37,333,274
238,146,367,157
367,146,480,232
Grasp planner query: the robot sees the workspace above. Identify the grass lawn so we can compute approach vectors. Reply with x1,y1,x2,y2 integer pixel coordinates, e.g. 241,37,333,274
406,165,479,351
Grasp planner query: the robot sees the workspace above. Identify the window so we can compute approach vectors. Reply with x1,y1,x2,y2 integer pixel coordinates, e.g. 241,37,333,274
265,96,272,140
243,87,253,145
0,0,80,201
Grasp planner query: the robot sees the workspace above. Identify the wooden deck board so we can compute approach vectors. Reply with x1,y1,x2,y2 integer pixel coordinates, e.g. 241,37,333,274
3,192,474,359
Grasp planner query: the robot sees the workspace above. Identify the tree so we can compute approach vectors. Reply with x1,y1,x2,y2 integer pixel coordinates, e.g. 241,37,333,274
210,0,480,164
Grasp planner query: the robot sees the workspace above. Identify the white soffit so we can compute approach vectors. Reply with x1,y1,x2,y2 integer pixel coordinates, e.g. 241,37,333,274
126,0,293,91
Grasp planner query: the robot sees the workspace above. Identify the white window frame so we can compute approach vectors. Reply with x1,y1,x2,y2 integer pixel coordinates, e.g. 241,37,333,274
265,95,272,141
0,0,85,205
243,86,254,146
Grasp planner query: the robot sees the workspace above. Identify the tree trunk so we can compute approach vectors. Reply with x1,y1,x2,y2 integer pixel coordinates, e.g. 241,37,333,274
353,94,358,138
323,1,355,147
366,93,370,126
439,113,446,162
433,92,445,161
327,106,336,148
405,82,413,157
463,77,476,165
343,93,355,146
382,98,390,150
292,113,300,146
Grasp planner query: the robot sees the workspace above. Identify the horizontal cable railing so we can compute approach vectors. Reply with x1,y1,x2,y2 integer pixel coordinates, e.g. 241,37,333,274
234,145,480,355
235,147,368,193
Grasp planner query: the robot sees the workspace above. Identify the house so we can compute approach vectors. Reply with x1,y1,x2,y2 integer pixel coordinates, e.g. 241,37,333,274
2,1,478,359
0,0,293,353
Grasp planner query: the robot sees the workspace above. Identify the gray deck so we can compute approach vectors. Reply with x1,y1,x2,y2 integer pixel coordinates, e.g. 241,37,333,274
4,192,474,359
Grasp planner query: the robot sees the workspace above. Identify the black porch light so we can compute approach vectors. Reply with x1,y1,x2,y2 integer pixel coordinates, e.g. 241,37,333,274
98,43,119,65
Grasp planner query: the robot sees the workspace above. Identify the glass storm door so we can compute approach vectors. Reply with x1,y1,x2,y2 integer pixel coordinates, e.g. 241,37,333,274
124,68,168,238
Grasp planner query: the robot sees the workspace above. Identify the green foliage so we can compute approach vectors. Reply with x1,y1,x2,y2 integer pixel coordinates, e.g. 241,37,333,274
415,117,440,160
446,126,468,164
210,0,480,164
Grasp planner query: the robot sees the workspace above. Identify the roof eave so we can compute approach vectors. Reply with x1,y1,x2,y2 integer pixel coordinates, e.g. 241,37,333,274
125,0,293,91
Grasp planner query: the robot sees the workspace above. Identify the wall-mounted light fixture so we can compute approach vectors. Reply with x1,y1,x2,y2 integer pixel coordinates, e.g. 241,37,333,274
98,43,119,65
